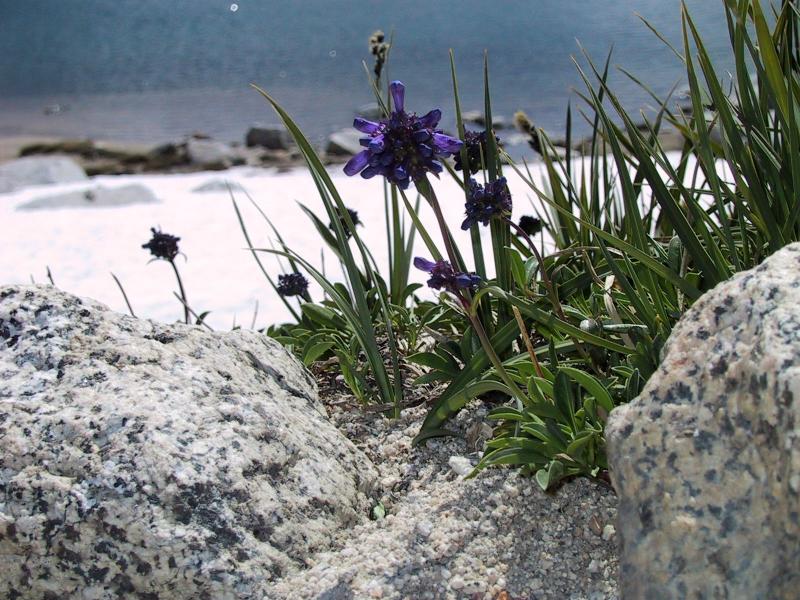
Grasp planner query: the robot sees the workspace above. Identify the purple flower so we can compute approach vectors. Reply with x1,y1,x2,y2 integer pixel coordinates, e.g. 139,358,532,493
453,130,500,175
343,81,463,189
461,177,513,230
277,272,309,297
414,257,481,295
142,227,180,261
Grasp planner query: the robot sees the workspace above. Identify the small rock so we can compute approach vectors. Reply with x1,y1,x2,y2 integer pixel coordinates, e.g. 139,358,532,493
17,184,159,211
356,102,383,121
449,575,465,590
143,142,189,170
588,514,603,536
416,520,433,538
461,111,510,129
465,421,493,451
246,125,292,150
448,455,473,477
325,129,364,157
601,524,616,541
186,138,240,168
192,179,245,194
0,156,87,193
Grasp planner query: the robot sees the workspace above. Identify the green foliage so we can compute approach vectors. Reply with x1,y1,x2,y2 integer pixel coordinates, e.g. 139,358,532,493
459,0,800,487
252,0,800,488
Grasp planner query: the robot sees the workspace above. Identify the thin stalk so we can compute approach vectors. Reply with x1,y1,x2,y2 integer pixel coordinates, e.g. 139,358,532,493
507,218,565,320
416,174,525,405
512,305,545,379
416,176,462,270
172,292,213,331
507,218,603,374
111,272,136,318
170,260,190,325
467,310,527,408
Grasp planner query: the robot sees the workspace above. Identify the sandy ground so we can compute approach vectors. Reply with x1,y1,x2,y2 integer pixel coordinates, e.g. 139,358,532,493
0,162,550,330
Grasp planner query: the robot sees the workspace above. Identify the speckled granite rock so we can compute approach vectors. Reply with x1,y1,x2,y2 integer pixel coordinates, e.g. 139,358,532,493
0,285,377,599
607,244,800,599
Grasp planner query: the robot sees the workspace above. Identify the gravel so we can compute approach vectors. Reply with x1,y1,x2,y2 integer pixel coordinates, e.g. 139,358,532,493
268,378,619,599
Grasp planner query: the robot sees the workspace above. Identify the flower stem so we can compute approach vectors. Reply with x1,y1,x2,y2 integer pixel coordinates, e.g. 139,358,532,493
416,176,462,270
507,218,565,320
170,260,190,325
467,310,527,408
508,218,601,375
417,175,526,406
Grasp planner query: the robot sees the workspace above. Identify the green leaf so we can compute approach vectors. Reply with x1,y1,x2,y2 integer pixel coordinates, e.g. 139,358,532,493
371,502,386,520
407,351,460,375
303,341,335,366
301,303,346,329
414,319,521,443
553,371,577,431
558,366,615,413
535,460,565,491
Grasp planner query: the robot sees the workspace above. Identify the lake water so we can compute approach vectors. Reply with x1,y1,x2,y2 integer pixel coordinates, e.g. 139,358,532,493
0,0,734,149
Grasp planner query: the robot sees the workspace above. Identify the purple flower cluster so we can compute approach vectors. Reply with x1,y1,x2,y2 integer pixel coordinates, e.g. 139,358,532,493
142,227,180,261
277,272,309,297
344,81,463,189
414,257,481,295
453,130,499,175
461,177,513,230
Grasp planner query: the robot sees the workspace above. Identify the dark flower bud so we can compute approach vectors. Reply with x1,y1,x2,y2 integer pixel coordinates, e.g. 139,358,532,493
453,130,501,176
513,110,542,155
329,207,362,239
142,227,180,261
276,272,309,297
368,30,389,79
518,215,543,236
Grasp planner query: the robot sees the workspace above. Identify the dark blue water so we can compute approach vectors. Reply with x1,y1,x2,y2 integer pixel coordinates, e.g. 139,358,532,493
0,0,734,148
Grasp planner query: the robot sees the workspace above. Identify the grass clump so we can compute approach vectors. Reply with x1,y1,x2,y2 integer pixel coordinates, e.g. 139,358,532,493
244,0,799,489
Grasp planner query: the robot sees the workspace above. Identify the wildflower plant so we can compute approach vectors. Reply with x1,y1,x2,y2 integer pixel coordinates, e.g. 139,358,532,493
246,0,800,489
142,227,191,325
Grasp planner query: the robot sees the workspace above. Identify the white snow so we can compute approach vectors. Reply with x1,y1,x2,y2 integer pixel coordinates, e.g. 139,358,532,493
0,165,549,330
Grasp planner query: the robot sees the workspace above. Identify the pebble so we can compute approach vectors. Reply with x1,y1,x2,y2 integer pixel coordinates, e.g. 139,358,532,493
416,520,433,538
602,524,616,541
448,455,473,477
449,575,465,590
